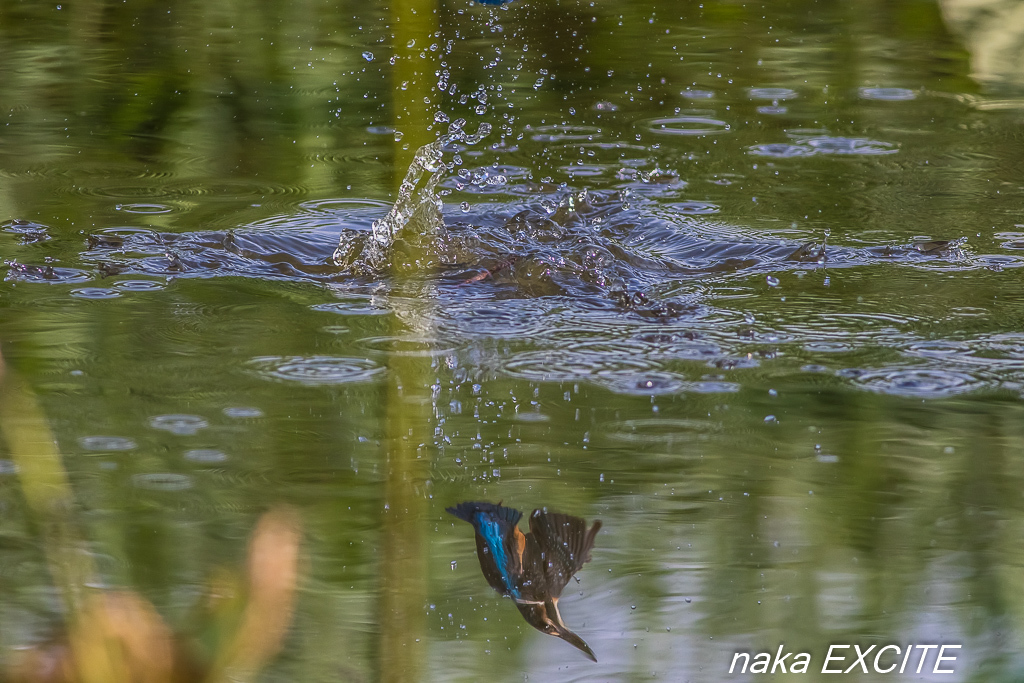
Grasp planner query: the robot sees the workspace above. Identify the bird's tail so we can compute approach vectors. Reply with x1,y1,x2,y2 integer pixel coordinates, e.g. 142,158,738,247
446,501,522,526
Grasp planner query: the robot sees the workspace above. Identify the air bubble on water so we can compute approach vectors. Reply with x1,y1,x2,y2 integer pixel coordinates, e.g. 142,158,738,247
766,275,780,287
362,51,374,62
460,202,471,212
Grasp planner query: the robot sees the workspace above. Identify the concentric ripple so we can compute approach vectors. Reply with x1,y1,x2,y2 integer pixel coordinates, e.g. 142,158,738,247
848,367,991,398
605,418,720,445
131,473,194,491
596,371,688,396
312,297,391,316
503,349,656,383
184,449,229,463
902,335,1024,371
748,87,798,100
298,198,392,215
115,203,175,214
750,136,897,157
530,124,602,142
112,280,166,292
356,336,459,357
859,87,917,101
440,304,550,337
645,116,731,136
223,406,264,418
71,287,121,299
747,143,815,158
248,356,385,385
668,201,720,215
149,414,209,435
803,136,898,155
78,436,137,451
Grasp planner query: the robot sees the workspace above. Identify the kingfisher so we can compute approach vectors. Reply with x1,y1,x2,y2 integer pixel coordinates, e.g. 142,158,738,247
446,501,602,661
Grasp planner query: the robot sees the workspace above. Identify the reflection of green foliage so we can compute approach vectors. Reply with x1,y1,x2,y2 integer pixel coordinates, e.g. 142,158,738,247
3,0,1024,680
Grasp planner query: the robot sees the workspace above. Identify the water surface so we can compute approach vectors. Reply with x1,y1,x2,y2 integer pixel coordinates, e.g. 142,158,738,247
2,0,1024,680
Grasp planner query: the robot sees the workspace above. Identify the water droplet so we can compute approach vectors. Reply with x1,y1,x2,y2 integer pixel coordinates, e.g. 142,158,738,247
766,275,780,287
451,560,458,570
362,51,374,61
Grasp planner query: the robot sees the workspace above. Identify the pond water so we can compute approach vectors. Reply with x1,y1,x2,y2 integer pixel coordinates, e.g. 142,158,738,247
2,0,1024,680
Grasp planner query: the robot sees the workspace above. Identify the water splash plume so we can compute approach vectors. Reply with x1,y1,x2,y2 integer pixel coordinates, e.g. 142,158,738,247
334,119,491,274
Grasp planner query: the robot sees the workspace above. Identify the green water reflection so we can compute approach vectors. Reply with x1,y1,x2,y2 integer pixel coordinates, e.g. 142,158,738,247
3,0,1024,681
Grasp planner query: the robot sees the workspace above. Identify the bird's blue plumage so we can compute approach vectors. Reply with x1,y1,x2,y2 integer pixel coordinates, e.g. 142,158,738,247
478,516,518,596
447,501,523,598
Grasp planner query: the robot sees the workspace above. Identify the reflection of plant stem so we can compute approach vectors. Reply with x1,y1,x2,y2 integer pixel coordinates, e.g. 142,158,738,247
0,355,94,618
207,506,303,683
375,1,438,681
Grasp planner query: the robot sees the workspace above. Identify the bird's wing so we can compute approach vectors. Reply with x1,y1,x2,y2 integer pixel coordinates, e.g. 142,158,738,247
526,509,602,597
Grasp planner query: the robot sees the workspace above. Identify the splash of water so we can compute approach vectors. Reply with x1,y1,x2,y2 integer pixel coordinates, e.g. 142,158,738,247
334,119,491,274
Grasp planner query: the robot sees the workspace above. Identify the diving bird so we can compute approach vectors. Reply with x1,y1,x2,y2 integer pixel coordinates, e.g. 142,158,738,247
446,501,602,661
